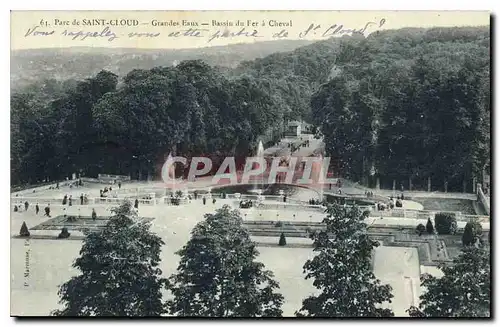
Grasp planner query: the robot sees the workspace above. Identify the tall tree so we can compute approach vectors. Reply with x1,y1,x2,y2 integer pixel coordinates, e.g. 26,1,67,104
167,205,283,317
296,204,394,317
407,246,490,317
51,70,118,177
52,201,167,316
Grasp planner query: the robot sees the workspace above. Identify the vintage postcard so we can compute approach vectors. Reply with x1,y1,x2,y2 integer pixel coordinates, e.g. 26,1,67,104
10,10,491,318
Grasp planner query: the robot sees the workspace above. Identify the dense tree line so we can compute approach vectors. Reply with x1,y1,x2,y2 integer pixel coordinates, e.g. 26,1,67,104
11,26,489,190
11,61,290,184
309,27,490,191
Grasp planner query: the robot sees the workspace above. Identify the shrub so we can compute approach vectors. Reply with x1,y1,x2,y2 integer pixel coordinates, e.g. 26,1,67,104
395,200,403,207
416,224,426,235
462,221,483,247
278,232,287,246
19,222,30,237
434,213,457,235
426,218,434,234
275,221,284,228
58,227,71,239
462,223,474,246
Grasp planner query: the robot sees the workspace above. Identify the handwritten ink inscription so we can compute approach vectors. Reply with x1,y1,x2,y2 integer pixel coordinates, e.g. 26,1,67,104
208,28,261,43
24,25,55,37
129,32,160,38
22,17,387,43
62,26,118,41
168,28,208,38
299,19,386,38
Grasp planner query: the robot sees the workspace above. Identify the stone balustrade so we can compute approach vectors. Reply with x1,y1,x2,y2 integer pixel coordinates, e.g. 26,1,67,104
11,190,490,223
477,185,490,215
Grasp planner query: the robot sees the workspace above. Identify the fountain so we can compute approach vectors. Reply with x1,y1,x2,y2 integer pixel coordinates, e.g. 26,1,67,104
250,141,266,194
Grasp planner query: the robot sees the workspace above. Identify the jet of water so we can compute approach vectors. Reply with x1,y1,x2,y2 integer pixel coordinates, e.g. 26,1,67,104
252,141,265,193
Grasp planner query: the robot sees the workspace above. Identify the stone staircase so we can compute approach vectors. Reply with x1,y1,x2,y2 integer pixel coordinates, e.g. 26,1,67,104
243,219,489,266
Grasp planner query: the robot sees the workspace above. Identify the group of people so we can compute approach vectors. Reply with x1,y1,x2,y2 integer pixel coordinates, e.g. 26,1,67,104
308,199,322,205
364,191,375,198
375,195,404,211
201,196,217,205
13,201,31,213
62,195,73,206
69,179,84,189
62,193,90,206
239,200,253,208
47,183,59,190
44,179,83,191
13,201,51,217
328,179,343,190
99,187,113,198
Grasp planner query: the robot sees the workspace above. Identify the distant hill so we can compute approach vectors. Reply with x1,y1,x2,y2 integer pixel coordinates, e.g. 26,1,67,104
10,39,314,90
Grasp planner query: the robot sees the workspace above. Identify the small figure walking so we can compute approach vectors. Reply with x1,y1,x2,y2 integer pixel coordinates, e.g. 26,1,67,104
62,195,68,205
134,199,139,209
44,204,51,217
212,198,216,205
203,197,206,205
35,203,39,215
24,201,29,211
118,182,121,189
92,208,97,221
69,195,73,206
80,194,84,205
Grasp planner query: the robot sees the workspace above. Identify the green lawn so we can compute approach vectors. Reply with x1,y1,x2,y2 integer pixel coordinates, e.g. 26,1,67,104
414,198,478,215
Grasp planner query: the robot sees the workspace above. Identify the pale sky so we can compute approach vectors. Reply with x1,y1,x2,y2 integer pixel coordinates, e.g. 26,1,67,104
11,11,490,50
